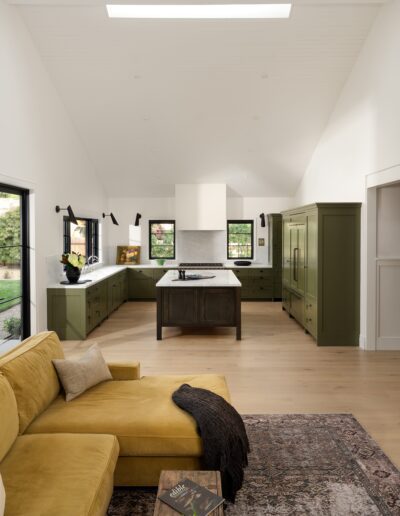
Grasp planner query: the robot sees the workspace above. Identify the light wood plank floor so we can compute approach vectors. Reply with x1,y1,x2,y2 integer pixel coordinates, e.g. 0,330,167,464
62,301,400,468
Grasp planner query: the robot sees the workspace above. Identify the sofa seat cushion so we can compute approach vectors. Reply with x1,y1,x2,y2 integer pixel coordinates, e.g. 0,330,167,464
26,374,230,457
0,433,119,516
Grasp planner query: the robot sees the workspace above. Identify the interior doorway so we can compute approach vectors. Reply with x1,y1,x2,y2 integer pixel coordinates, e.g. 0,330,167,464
366,167,400,350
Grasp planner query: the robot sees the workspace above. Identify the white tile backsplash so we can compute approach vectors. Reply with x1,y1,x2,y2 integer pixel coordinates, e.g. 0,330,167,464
178,231,226,262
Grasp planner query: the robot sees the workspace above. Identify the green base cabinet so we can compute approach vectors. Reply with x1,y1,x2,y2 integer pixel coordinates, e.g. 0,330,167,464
128,268,165,299
231,268,274,300
47,270,127,340
282,203,361,346
127,268,279,301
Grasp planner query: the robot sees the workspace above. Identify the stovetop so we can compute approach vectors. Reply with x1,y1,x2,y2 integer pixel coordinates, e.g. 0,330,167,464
179,262,224,268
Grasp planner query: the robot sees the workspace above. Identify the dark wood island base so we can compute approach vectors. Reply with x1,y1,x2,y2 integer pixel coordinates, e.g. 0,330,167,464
156,286,241,340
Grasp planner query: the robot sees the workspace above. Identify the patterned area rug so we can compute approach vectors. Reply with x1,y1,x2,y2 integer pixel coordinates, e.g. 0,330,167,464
108,414,400,515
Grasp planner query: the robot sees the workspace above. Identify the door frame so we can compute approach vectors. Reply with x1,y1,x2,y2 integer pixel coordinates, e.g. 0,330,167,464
0,182,31,340
365,165,400,350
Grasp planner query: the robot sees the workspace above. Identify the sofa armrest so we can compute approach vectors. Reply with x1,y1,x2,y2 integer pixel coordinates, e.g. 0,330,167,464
107,362,141,380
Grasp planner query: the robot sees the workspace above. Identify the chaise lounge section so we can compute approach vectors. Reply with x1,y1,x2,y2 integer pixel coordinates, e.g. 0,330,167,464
0,331,230,514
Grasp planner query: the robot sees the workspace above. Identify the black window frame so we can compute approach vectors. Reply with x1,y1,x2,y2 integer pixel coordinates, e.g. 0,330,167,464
63,216,99,262
227,219,254,260
0,182,30,340
149,220,176,260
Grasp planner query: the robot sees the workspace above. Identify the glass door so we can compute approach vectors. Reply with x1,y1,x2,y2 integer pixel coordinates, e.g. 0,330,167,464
0,184,30,347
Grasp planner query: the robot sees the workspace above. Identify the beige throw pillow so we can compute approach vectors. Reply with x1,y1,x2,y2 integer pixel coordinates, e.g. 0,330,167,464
52,344,112,401
0,472,5,516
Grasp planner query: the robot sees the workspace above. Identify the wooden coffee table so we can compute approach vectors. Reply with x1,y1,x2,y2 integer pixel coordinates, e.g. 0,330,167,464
153,470,224,515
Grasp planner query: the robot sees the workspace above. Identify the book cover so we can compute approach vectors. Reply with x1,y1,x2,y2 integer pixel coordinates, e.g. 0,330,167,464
158,478,224,516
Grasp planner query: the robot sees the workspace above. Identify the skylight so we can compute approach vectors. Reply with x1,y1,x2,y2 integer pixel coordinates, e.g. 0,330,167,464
106,4,292,19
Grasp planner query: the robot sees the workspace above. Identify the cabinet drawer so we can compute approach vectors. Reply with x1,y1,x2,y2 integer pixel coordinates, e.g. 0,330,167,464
250,276,273,287
290,291,304,325
242,285,273,299
130,269,154,280
248,268,273,278
305,297,317,338
232,268,250,278
153,268,170,281
282,287,290,311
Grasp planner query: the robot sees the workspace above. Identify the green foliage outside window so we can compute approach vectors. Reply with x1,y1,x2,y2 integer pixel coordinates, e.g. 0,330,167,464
149,221,175,259
227,221,254,259
0,207,21,266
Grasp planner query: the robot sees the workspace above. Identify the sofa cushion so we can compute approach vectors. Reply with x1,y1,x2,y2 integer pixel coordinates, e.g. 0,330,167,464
0,375,18,462
0,332,64,434
0,433,119,516
26,374,230,457
53,344,112,401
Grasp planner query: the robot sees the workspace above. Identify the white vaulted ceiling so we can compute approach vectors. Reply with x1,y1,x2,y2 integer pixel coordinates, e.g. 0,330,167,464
11,0,384,197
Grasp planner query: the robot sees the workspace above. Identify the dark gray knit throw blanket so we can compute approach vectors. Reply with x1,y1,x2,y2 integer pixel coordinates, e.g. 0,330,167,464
172,383,250,502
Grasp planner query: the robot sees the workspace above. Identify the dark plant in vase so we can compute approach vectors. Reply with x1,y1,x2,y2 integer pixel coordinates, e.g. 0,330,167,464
60,252,86,284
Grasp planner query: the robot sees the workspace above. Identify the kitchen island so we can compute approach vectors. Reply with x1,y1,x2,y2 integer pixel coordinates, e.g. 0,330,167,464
156,269,241,340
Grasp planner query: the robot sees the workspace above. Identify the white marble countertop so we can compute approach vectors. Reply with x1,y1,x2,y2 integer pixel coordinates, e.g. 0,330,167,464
156,269,241,288
125,262,272,269
48,262,272,289
47,265,125,289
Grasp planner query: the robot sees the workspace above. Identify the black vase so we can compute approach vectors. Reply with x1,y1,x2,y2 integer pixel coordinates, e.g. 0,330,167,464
66,266,81,284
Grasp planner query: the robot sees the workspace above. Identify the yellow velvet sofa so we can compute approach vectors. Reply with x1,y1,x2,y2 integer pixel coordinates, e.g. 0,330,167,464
0,331,230,515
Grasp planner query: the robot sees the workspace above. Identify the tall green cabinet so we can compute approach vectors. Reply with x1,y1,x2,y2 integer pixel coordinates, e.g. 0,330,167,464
268,213,282,299
282,203,361,346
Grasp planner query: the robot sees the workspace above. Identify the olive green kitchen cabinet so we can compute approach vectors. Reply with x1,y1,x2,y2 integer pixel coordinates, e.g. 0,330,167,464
108,270,128,312
268,213,283,299
128,268,159,299
231,268,274,299
282,203,361,346
47,270,127,340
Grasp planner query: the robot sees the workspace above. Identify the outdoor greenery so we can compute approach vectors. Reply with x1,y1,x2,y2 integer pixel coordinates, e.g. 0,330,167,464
150,222,175,259
3,316,21,338
0,280,21,313
0,207,20,266
227,222,253,259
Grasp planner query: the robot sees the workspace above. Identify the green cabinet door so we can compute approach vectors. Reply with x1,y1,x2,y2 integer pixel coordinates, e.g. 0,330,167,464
282,219,291,288
289,223,305,296
305,210,318,300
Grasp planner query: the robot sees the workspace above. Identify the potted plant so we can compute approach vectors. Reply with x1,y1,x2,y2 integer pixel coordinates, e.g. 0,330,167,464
60,252,86,283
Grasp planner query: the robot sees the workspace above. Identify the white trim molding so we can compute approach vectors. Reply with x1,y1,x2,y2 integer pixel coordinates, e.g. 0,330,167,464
365,166,400,351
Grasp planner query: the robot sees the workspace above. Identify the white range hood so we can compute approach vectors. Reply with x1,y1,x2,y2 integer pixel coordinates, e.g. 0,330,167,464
175,184,226,230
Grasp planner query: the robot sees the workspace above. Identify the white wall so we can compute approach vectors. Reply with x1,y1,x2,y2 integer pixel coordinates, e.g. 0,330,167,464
293,0,400,348
294,0,400,205
0,1,107,333
107,197,292,264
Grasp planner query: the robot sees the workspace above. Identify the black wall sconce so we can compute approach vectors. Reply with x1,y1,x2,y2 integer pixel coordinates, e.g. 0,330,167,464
134,213,142,226
102,212,119,225
259,213,266,228
55,205,78,225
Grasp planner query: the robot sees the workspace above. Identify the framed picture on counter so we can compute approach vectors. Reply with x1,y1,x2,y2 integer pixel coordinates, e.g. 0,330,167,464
116,246,141,265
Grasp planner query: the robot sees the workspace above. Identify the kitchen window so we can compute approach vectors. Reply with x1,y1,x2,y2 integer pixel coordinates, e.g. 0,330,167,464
227,220,254,259
63,217,99,261
149,220,176,259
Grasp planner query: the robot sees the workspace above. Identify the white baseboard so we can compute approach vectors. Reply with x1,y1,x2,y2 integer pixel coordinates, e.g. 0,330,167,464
377,337,400,351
